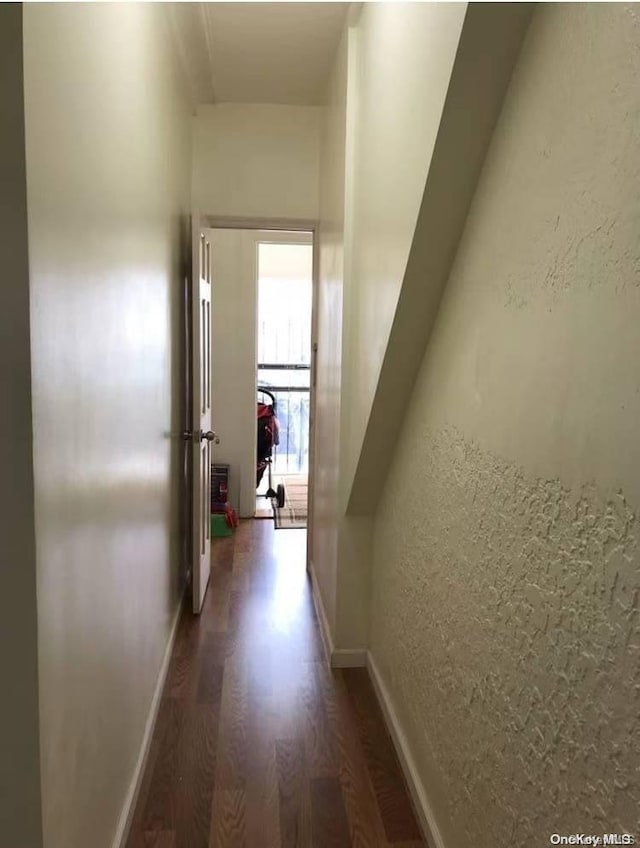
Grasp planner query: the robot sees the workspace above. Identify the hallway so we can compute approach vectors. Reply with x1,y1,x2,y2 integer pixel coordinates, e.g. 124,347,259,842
126,521,424,848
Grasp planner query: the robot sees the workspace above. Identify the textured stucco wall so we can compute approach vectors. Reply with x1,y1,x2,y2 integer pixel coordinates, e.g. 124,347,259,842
370,4,640,846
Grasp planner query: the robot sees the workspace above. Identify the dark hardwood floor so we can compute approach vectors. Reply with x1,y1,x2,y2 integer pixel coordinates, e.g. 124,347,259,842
126,520,425,848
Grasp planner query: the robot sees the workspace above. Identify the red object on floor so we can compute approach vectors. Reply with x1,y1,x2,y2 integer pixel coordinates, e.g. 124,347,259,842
223,502,239,529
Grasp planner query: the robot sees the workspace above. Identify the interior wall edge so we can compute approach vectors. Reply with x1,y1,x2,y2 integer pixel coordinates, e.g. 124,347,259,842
0,5,44,845
330,649,367,669
345,2,534,517
308,558,335,664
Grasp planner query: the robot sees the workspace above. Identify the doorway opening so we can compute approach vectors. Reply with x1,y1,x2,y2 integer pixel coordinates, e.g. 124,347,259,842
255,235,313,528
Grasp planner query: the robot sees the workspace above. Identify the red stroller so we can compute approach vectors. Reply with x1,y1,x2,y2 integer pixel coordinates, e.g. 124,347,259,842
257,387,286,508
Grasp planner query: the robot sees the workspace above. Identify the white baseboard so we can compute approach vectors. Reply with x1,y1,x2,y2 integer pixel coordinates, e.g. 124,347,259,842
330,648,367,668
308,562,368,669
112,594,184,848
308,559,335,664
367,652,445,848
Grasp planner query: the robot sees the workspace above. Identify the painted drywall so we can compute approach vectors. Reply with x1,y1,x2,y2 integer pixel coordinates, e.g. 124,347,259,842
203,3,348,106
192,103,322,220
23,5,192,847
322,3,471,650
339,2,466,501
312,4,532,651
310,29,348,635
370,4,640,846
0,7,43,846
209,229,258,517
345,3,533,516
321,2,466,651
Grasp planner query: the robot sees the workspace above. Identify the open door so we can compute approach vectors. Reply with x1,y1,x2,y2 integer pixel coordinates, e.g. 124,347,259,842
191,227,215,613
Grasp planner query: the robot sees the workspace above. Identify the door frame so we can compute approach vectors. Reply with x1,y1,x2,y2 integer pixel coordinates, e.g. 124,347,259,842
202,215,319,572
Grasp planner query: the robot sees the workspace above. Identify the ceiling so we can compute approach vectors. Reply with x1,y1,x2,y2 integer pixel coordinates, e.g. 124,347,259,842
167,3,350,107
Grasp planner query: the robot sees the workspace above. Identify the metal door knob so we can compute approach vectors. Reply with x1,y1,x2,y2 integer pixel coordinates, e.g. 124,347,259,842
201,430,220,444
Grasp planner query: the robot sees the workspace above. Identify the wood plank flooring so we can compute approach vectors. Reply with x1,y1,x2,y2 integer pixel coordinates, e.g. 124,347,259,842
126,520,425,848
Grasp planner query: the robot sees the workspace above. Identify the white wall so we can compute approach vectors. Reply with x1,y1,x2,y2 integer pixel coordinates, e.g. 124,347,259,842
370,4,640,846
23,5,192,846
209,229,258,517
193,103,322,220
311,2,530,651
310,29,348,635
339,2,466,498
0,7,43,846
313,3,470,649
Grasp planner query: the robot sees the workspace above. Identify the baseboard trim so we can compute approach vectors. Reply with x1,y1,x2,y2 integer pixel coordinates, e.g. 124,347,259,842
307,562,368,669
112,593,184,848
331,648,367,668
367,652,445,848
308,559,335,665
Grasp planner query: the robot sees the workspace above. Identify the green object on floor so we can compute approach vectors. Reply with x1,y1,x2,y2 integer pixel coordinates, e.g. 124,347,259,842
210,513,233,537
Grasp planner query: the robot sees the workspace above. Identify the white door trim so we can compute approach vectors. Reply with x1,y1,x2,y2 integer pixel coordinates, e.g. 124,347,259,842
204,215,319,572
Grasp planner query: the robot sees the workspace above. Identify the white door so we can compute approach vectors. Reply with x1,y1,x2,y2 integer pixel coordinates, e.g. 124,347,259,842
191,228,215,613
